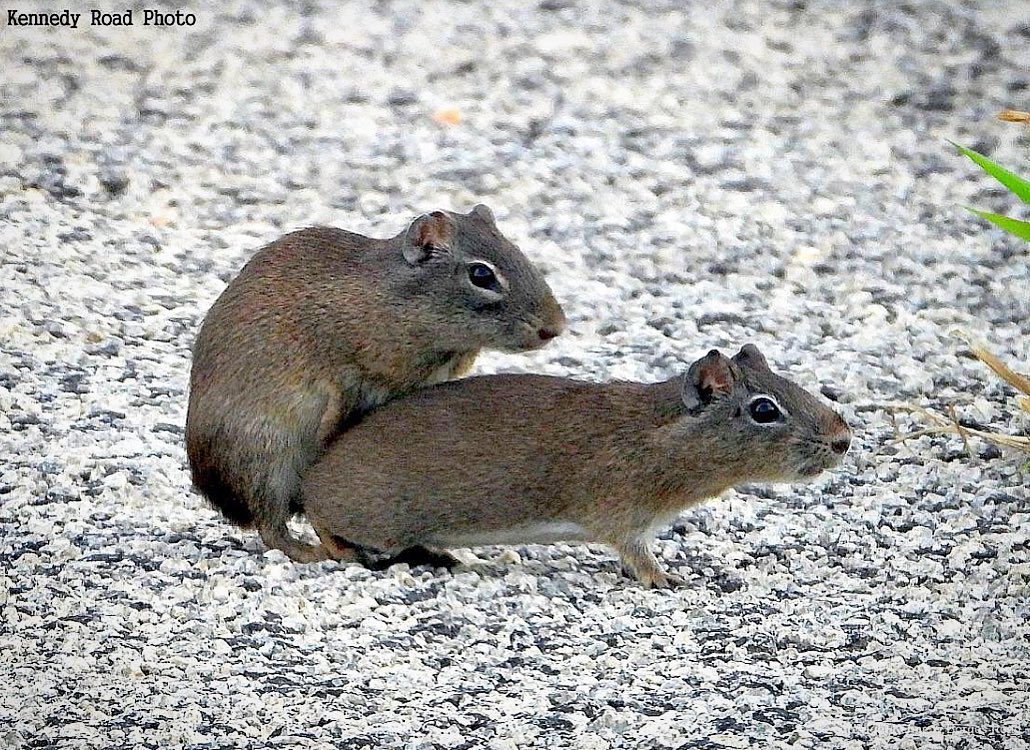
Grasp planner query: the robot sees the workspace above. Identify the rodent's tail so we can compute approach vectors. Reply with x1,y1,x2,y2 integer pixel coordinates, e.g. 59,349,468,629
187,449,256,528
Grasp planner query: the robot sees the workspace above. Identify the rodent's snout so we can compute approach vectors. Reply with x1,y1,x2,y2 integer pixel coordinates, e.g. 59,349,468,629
536,305,567,343
831,433,851,455
827,413,852,457
508,301,566,351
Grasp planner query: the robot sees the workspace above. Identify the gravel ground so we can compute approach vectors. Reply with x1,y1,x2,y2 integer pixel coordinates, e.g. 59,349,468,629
2,1,1028,748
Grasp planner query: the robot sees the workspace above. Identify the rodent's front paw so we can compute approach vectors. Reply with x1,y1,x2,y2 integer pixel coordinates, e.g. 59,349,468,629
638,569,686,590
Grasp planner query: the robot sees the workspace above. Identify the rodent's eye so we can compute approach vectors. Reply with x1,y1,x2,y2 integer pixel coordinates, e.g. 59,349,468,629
748,396,782,424
467,262,500,291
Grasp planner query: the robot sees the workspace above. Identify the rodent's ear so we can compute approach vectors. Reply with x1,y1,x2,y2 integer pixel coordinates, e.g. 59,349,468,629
732,343,769,370
404,210,454,264
681,349,736,411
470,204,496,225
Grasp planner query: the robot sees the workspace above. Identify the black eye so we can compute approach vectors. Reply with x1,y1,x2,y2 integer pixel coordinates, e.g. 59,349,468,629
467,262,499,291
749,397,781,424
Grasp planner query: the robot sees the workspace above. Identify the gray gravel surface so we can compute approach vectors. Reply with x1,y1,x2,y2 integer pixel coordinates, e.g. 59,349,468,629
2,1,1029,748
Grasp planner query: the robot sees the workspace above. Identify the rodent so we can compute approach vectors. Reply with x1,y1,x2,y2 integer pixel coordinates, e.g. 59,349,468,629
300,344,852,587
186,205,567,563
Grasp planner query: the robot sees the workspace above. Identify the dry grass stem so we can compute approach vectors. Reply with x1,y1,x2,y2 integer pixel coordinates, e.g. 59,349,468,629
997,108,1030,124
953,331,1030,395
892,404,1030,453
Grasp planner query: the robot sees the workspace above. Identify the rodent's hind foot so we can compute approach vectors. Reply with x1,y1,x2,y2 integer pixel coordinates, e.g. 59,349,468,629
370,545,461,571
323,535,379,567
258,523,331,563
310,522,377,566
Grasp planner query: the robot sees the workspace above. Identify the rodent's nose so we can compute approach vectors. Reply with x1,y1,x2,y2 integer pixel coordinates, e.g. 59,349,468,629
537,308,567,342
831,433,851,455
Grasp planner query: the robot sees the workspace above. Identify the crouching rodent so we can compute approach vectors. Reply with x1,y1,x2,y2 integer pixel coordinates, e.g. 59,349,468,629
300,344,851,587
186,205,566,562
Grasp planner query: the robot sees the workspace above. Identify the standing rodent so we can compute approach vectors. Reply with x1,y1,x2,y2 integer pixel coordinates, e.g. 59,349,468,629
301,344,852,587
186,205,566,562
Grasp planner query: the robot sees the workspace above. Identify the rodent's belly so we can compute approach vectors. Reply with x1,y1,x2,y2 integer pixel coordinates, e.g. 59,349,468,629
426,521,590,549
351,351,472,411
356,379,393,411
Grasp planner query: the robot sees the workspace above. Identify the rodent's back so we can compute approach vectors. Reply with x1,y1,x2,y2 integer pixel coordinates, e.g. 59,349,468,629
186,227,394,535
191,228,387,379
315,373,625,475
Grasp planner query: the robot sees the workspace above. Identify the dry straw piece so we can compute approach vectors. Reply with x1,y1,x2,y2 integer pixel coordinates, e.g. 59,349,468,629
997,108,1030,124
893,331,1030,454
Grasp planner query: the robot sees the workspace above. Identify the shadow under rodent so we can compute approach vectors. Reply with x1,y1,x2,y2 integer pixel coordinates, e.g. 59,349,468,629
301,344,852,588
185,205,566,563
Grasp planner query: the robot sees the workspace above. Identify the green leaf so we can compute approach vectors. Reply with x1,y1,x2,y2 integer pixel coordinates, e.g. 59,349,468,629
966,207,1030,241
950,141,1030,204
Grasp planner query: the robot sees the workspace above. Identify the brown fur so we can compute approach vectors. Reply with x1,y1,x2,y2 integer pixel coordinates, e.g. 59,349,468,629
186,207,566,561
301,345,852,587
